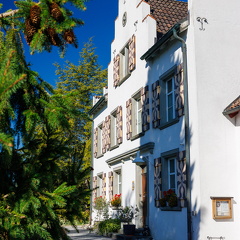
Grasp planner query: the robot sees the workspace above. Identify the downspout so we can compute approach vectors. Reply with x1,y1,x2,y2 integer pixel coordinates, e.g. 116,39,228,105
173,28,192,240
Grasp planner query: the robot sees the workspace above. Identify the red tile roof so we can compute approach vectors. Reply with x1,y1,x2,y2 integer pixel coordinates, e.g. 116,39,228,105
148,0,188,39
224,96,240,117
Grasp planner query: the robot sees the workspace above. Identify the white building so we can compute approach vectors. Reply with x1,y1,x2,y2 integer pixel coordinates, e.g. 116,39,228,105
89,0,240,239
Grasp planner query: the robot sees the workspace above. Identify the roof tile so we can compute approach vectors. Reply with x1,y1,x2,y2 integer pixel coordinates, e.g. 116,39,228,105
148,0,188,39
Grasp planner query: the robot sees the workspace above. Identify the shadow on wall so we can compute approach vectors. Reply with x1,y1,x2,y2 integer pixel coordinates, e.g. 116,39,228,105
140,40,202,239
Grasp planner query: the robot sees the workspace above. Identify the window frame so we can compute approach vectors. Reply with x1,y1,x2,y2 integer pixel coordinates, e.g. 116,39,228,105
119,43,131,85
97,123,103,157
113,167,122,195
110,109,119,149
97,173,103,197
159,65,179,129
161,148,179,196
131,89,143,140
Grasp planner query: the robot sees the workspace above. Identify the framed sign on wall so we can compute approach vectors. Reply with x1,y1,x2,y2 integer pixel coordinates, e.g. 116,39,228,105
211,197,233,219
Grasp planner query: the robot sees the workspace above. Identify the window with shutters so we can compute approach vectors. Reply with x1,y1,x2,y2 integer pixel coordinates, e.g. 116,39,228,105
159,65,180,129
161,149,178,196
126,87,149,140
113,168,122,195
113,35,136,87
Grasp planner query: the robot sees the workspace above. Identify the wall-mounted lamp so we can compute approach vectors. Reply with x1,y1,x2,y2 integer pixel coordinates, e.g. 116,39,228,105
132,151,146,166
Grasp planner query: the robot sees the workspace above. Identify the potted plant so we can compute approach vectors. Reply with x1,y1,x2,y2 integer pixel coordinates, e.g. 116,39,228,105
110,194,121,209
118,206,138,235
160,189,178,207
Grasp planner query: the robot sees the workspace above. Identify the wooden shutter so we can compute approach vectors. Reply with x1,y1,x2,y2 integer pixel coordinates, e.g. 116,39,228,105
113,54,120,87
126,99,132,140
177,150,187,207
102,121,106,154
116,106,123,144
152,80,161,128
175,64,184,117
141,85,150,132
128,34,136,72
93,176,97,200
93,128,98,157
105,116,111,151
154,157,162,208
102,173,107,198
108,171,114,201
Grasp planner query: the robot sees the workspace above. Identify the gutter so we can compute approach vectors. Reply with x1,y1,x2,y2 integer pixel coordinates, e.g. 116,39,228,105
172,29,192,240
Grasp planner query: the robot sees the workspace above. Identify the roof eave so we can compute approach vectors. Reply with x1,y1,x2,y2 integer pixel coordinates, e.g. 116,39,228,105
88,94,108,115
141,18,188,61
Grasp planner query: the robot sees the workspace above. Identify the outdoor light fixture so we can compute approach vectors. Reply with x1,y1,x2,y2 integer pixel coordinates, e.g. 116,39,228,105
132,151,146,166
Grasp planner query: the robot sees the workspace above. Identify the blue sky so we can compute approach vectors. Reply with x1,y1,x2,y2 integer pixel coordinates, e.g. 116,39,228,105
2,0,187,87
1,0,118,87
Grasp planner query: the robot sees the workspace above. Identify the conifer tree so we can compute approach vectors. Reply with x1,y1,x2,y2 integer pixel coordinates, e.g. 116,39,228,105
0,1,100,239
54,38,107,222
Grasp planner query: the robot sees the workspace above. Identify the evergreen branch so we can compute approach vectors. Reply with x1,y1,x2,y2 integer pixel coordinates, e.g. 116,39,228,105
0,10,19,19
1,73,27,96
3,50,16,76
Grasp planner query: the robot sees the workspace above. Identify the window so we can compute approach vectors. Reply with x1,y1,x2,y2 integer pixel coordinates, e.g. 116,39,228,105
166,77,175,122
97,123,103,156
119,44,130,82
113,35,136,87
97,173,103,197
168,157,177,193
161,149,179,195
113,169,122,195
159,65,179,129
110,110,118,148
132,92,142,136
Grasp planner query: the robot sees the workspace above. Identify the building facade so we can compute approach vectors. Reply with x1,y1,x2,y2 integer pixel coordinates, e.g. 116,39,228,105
89,0,240,239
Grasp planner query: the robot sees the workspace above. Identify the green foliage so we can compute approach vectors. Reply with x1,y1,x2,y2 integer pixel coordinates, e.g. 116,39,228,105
93,196,109,221
98,219,121,236
1,0,88,56
0,26,92,239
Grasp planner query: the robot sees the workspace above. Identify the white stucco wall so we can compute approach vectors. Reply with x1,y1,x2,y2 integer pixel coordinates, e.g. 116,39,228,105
188,0,240,239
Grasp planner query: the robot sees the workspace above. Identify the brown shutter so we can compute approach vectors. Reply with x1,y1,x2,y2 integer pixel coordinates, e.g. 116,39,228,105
108,171,114,201
93,128,98,157
154,157,162,208
102,121,106,154
113,54,120,87
116,106,123,144
128,34,136,72
152,80,161,128
175,64,184,117
102,173,107,198
105,116,111,151
93,176,97,200
177,150,187,207
126,99,132,140
141,85,150,132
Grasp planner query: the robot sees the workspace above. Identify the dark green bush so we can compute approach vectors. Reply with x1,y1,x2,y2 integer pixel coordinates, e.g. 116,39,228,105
98,219,121,235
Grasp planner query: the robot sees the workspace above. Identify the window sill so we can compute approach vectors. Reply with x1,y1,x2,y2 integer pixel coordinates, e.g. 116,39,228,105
131,132,144,141
110,144,120,151
159,118,179,130
160,206,182,211
118,73,131,86
96,154,104,159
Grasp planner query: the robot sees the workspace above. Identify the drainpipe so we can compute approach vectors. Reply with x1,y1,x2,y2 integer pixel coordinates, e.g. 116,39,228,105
173,28,192,240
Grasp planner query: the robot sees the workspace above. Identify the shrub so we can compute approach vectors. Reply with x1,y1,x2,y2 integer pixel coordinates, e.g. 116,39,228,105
98,219,121,235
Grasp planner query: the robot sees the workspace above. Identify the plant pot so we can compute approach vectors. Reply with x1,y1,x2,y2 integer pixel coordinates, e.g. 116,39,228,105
123,224,136,235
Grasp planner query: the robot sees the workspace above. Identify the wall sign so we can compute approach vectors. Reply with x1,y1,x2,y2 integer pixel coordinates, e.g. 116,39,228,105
211,197,233,219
